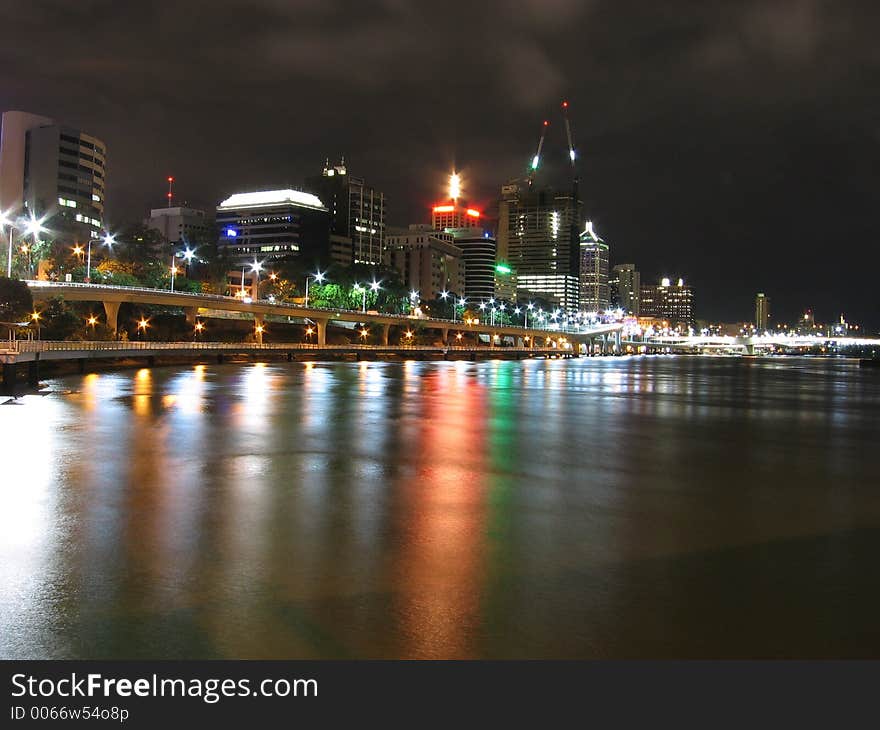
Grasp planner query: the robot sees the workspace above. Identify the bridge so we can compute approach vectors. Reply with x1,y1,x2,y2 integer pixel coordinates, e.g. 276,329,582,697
25,281,623,348
626,333,880,354
0,339,575,387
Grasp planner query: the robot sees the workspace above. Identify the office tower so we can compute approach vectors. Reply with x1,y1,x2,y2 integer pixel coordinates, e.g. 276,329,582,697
145,206,212,248
755,293,770,331
579,220,609,311
496,180,582,311
1,110,106,243
613,263,641,315
385,224,464,300
304,158,386,265
216,189,330,266
640,277,694,328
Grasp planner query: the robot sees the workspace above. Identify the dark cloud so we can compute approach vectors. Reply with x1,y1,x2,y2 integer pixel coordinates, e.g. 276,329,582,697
1,0,878,325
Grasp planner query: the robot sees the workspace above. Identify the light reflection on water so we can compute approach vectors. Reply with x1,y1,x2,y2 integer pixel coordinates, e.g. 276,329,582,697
1,356,880,658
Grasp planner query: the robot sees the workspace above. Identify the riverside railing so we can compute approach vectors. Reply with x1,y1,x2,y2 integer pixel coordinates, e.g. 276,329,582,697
12,340,562,354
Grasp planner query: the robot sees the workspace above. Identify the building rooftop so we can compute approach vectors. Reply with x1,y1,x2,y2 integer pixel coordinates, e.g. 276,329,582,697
218,189,326,211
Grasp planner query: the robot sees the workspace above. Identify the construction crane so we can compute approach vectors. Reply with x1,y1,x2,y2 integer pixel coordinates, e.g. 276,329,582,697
527,120,550,188
561,100,581,298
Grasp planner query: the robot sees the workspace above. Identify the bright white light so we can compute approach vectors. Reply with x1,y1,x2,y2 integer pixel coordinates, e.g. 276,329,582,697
183,247,195,261
218,189,326,211
370,280,381,292
250,260,263,273
313,270,325,283
102,232,115,247
531,155,539,169
569,150,576,162
23,215,47,239
449,172,461,201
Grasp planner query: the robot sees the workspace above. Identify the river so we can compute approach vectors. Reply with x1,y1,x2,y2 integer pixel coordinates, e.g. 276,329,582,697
2,355,879,658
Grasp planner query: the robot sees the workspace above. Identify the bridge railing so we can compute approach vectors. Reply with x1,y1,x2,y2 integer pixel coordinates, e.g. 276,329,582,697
24,280,624,335
11,340,562,354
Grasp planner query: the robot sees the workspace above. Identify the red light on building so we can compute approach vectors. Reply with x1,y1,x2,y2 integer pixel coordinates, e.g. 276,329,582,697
167,192,172,199
433,205,455,213
167,176,174,183
562,100,569,108
466,209,480,218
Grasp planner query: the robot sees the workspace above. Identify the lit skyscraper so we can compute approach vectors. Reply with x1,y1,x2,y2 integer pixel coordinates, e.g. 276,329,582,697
640,277,695,328
613,263,641,315
304,158,386,265
755,293,770,331
0,110,106,244
579,220,609,311
497,180,582,311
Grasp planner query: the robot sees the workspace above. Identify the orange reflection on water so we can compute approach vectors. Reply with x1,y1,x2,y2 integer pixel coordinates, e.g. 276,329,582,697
393,366,490,658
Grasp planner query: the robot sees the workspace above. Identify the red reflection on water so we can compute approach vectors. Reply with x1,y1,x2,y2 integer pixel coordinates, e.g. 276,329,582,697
393,366,490,658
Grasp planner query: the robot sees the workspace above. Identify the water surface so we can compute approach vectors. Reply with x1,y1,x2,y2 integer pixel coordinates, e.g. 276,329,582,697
2,356,879,658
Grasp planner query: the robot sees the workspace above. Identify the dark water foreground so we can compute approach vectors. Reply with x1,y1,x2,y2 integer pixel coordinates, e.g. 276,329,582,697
2,356,879,659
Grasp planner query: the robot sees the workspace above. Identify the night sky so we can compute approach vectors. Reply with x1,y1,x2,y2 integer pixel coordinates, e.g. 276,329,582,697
2,0,878,327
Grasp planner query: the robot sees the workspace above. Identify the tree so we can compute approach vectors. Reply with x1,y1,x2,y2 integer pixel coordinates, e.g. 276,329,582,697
38,297,80,340
115,224,168,279
0,276,33,323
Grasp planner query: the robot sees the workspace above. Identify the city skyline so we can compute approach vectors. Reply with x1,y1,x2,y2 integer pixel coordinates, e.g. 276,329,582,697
1,1,878,327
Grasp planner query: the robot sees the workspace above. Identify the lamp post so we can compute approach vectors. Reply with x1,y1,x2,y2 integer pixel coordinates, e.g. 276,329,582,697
457,297,466,324
1,212,18,278
250,259,263,299
305,270,325,308
170,256,178,292
353,283,366,313
440,290,451,320
86,232,115,283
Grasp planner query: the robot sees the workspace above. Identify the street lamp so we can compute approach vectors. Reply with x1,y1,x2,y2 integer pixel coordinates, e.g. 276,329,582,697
137,317,149,340
440,290,452,320
194,321,205,340
181,246,196,279
170,258,179,292
86,232,115,283
353,283,365,312
86,315,98,332
14,214,47,279
30,311,41,340
304,270,325,308
457,297,466,324
250,259,263,299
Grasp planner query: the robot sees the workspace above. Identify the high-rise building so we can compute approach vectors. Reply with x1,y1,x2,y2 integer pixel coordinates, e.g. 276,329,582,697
755,293,770,331
216,189,330,266
613,263,640,315
431,202,483,231
497,180,583,311
579,220,609,311
640,277,694,328
0,110,106,243
145,206,212,249
385,224,464,301
304,158,386,266
444,226,496,301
